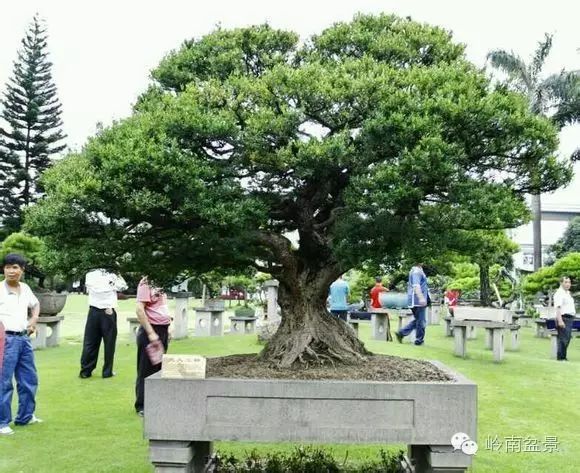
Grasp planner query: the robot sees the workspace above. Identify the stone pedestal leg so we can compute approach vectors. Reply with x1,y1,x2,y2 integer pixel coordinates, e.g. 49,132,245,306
371,313,387,340
510,329,520,351
444,319,453,337
492,329,504,362
263,280,280,322
467,325,477,340
246,320,256,334
550,332,558,359
426,445,472,472
192,441,213,473
408,445,429,473
454,326,467,358
149,440,213,473
485,328,492,350
194,310,210,337
173,296,190,339
34,324,47,349
210,312,223,336
150,440,194,472
431,305,440,325
46,322,59,347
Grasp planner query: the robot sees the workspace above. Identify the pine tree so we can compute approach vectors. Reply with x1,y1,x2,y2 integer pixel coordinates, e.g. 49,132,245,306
0,141,22,237
0,14,66,229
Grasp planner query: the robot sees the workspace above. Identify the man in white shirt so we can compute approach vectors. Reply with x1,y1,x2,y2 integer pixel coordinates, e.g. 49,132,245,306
553,276,576,361
0,253,42,436
79,268,127,378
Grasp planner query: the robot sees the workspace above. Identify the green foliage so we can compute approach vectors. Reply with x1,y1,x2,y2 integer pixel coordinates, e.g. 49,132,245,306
0,15,66,233
0,232,43,263
549,217,580,260
346,269,376,303
522,252,580,295
25,14,567,292
210,446,403,472
447,276,479,293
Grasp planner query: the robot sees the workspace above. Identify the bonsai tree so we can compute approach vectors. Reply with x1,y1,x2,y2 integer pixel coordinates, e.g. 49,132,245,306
0,231,65,291
26,15,570,366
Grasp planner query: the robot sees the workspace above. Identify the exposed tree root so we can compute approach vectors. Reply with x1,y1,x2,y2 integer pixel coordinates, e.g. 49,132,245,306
260,313,372,368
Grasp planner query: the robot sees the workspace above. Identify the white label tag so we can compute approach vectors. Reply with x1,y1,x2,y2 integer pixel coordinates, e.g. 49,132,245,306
161,354,206,379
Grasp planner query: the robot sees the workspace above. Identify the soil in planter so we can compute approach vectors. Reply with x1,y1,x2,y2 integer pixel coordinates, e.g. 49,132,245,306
206,354,452,382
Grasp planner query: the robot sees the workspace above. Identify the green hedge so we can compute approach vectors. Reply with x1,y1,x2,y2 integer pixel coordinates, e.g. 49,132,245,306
210,447,404,472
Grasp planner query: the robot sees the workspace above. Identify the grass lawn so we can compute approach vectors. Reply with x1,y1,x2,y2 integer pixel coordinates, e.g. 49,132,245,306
1,296,578,472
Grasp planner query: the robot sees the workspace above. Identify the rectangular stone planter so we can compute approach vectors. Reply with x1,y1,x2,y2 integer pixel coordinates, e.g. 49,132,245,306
454,306,512,323
144,361,477,473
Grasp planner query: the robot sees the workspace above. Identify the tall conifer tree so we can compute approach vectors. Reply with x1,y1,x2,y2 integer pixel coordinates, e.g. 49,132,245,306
0,14,66,231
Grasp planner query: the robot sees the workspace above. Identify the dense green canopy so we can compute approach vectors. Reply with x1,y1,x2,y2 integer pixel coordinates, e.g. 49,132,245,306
26,14,571,365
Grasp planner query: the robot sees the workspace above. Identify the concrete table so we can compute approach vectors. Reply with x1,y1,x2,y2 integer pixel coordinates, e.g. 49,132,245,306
228,316,258,335
370,310,392,341
31,315,64,350
452,320,517,362
194,308,224,337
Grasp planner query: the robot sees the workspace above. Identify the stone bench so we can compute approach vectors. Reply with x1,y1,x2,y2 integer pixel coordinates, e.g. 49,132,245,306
484,324,521,351
549,328,580,359
31,315,64,350
452,320,518,363
513,314,533,328
534,319,549,338
346,312,371,336
537,318,580,340
348,310,392,341
228,316,258,335
444,317,476,339
127,316,141,341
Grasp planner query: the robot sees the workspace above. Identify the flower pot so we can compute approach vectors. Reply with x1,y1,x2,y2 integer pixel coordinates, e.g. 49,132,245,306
34,292,68,317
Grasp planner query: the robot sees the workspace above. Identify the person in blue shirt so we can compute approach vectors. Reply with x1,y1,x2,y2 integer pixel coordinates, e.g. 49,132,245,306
396,263,430,345
328,275,350,321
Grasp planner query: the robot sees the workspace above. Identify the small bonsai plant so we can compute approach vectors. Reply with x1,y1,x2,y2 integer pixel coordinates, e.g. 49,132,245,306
0,232,67,292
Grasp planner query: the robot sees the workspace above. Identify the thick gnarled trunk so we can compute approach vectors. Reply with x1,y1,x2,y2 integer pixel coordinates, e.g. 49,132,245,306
259,267,371,368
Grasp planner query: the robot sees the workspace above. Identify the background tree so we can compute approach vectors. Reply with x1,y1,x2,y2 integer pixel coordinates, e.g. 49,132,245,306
488,33,580,271
522,252,580,296
27,15,570,367
454,230,519,306
0,14,66,232
549,216,580,260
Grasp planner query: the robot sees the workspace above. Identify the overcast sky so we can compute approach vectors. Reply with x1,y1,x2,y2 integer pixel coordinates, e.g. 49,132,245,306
2,0,579,204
